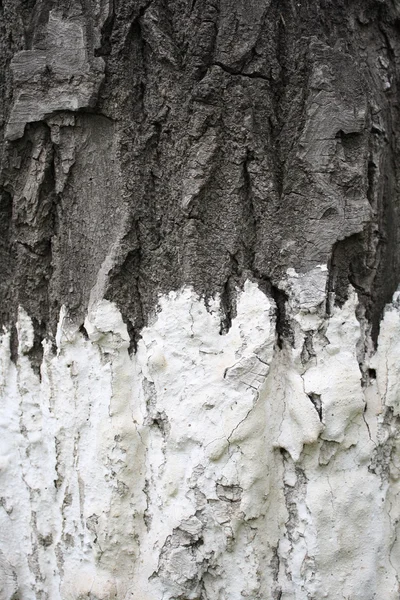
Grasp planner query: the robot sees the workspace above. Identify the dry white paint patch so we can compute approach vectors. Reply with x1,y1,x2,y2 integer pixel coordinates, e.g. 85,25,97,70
0,276,399,599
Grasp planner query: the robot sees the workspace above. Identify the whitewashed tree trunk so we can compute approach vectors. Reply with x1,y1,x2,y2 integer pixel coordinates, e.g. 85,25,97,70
1,1,400,599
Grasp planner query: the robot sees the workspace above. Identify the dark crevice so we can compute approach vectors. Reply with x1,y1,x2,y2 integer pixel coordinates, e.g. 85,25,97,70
301,331,316,364
126,316,141,355
94,0,115,57
0,188,15,330
15,241,49,257
367,158,377,207
9,323,18,366
219,253,240,335
149,410,170,437
27,317,46,379
105,240,145,354
335,129,364,162
219,279,233,335
326,236,354,315
307,392,323,421
252,265,293,349
335,129,362,142
217,151,254,335
213,61,269,81
79,324,89,340
270,285,291,349
136,0,156,26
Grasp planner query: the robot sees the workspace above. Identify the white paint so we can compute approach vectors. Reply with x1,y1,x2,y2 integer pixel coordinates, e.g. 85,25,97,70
0,276,400,599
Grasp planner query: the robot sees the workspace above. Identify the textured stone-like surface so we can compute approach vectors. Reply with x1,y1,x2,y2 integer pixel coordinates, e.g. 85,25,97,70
1,1,400,598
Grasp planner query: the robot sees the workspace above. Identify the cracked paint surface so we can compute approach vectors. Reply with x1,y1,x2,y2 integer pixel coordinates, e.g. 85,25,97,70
0,274,400,599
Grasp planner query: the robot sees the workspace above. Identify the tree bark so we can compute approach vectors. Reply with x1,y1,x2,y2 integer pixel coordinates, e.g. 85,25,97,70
1,1,400,598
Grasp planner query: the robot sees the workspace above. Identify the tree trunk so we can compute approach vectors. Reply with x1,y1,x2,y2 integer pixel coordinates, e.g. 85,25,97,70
1,0,400,598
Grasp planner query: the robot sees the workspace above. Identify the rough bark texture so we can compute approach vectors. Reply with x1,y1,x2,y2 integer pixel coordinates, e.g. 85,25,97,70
1,1,400,599
1,0,400,349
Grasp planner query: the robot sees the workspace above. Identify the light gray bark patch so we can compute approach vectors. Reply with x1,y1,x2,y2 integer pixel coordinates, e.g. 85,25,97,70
216,483,243,502
6,11,104,140
368,406,400,481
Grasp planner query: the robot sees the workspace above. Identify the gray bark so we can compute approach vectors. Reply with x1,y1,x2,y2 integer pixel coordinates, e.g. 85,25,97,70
1,0,400,352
